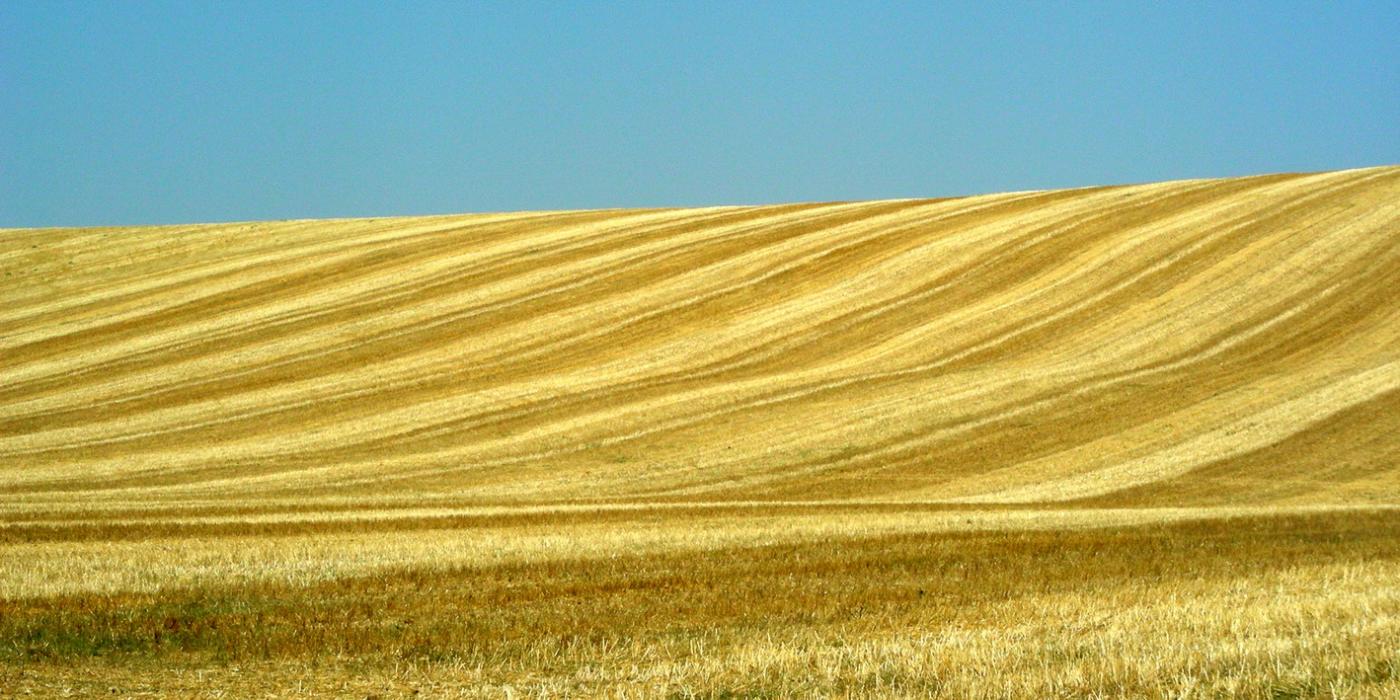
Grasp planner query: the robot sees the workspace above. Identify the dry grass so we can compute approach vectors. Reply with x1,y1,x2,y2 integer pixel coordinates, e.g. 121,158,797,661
2,166,1399,696
3,512,1398,697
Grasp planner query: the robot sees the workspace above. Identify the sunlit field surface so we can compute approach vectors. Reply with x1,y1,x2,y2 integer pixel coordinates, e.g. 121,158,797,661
3,167,1399,697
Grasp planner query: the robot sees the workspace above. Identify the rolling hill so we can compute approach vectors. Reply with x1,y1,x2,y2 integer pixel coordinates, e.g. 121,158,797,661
3,166,1398,506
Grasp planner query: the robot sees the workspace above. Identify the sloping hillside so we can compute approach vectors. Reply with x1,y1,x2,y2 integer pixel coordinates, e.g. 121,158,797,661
2,166,1398,506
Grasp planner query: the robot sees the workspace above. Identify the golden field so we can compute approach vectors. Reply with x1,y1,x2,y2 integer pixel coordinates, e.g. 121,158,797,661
1,166,1399,697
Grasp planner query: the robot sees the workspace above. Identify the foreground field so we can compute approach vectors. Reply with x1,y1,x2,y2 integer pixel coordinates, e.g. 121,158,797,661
4,510,1399,697
2,166,1399,696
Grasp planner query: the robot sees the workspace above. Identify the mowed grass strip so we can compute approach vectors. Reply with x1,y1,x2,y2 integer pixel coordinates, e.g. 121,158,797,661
4,510,1398,697
0,500,1197,545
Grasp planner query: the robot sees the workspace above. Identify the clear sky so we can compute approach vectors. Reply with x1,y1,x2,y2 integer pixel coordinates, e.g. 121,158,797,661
2,1,1397,227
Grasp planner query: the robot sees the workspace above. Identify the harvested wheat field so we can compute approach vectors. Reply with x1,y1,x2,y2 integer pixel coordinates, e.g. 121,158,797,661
2,166,1400,697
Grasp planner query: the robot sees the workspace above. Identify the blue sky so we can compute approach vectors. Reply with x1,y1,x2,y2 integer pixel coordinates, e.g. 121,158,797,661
2,1,1397,227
